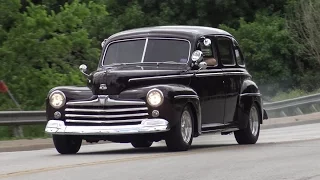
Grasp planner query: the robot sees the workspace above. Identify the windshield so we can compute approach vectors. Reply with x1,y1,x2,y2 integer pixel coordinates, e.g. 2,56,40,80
102,38,190,65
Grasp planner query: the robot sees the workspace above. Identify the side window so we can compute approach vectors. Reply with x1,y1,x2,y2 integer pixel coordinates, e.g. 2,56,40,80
217,37,235,66
233,40,245,66
235,48,245,66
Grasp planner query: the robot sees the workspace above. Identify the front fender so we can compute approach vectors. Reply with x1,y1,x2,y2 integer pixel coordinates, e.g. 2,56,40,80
47,86,93,101
46,86,93,121
119,84,201,135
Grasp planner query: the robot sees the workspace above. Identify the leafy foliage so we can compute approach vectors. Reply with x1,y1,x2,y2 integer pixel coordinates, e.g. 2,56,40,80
220,12,303,96
0,0,106,110
0,0,318,111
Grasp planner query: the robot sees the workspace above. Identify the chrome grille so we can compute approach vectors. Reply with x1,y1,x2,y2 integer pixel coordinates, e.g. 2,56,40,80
65,96,148,126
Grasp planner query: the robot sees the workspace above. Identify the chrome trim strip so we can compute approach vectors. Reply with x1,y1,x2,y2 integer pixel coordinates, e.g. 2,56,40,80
224,72,247,75
45,119,169,135
240,93,261,97
201,123,224,128
196,73,224,77
65,113,149,118
128,74,193,82
65,107,148,113
66,96,146,106
221,128,239,132
174,95,199,99
66,119,143,124
66,98,100,106
129,70,247,82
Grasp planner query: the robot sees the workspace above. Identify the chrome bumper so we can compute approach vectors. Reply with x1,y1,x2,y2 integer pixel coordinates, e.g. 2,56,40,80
45,119,169,135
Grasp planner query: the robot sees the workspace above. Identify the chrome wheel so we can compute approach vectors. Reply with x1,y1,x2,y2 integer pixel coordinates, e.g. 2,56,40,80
165,105,194,151
181,109,192,144
249,105,259,136
234,102,260,145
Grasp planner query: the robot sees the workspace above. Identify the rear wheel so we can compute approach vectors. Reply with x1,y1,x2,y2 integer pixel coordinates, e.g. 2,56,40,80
131,140,153,148
234,102,261,144
165,105,194,151
52,135,82,154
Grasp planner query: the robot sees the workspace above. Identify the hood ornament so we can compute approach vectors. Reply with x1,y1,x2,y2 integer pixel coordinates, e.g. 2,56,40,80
99,84,107,90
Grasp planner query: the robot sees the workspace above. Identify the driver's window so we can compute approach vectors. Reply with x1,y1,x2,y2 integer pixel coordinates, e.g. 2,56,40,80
198,38,218,67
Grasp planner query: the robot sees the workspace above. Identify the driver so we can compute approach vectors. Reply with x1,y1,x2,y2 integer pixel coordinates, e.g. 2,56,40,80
200,43,217,66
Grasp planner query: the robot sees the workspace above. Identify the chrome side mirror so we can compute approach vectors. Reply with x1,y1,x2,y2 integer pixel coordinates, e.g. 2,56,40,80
191,50,203,63
79,64,88,76
203,38,211,46
101,39,107,48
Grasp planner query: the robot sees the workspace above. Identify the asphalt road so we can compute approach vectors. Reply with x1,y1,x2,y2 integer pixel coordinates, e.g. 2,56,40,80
1,123,320,180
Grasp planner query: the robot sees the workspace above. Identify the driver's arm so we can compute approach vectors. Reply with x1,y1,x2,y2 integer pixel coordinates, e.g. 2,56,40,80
204,57,217,66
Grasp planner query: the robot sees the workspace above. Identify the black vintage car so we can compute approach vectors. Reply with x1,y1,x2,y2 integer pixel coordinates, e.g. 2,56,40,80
45,26,268,154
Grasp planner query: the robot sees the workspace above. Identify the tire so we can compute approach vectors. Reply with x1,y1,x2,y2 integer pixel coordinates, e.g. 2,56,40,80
165,105,194,151
52,135,82,154
234,102,261,144
131,140,153,148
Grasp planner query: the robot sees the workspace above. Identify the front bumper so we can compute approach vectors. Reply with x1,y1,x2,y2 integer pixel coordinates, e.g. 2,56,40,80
45,119,169,135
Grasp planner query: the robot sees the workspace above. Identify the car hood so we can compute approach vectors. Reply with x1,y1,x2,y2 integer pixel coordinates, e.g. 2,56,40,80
89,64,187,95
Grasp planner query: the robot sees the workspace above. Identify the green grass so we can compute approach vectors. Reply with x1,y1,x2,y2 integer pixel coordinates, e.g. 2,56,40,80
0,125,50,141
271,88,320,102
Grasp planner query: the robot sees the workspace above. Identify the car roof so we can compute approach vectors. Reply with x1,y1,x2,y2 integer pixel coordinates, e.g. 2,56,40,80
106,25,233,41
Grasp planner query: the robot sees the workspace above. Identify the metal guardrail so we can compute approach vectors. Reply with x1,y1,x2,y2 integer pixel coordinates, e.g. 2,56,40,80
264,93,320,118
0,111,46,126
0,93,320,136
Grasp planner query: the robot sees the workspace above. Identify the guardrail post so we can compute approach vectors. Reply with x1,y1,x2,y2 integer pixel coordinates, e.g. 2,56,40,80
294,107,304,116
310,104,319,112
13,125,24,138
280,110,287,117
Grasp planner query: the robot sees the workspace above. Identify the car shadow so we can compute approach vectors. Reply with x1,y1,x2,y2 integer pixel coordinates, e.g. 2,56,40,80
74,143,238,156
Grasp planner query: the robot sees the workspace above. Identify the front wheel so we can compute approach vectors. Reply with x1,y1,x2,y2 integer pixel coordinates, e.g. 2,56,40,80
165,105,194,151
52,135,82,154
234,102,261,144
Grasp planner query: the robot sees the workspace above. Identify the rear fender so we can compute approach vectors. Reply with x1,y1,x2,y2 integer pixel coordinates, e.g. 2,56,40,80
237,80,263,129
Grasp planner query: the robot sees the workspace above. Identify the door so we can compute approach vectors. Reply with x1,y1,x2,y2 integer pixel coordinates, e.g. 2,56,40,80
189,37,226,129
216,36,242,124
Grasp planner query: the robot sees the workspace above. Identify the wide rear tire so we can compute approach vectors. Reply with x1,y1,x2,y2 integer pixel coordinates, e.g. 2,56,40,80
52,135,82,154
234,102,261,144
165,105,194,151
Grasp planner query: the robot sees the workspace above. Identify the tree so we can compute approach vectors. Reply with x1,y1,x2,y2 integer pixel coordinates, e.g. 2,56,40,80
286,0,320,64
220,12,303,96
0,0,108,110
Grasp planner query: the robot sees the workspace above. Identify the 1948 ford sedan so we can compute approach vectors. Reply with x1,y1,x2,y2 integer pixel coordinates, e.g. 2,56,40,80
45,26,268,154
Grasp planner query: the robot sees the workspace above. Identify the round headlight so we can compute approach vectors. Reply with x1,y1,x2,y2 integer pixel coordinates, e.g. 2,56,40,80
146,89,164,107
49,90,66,109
